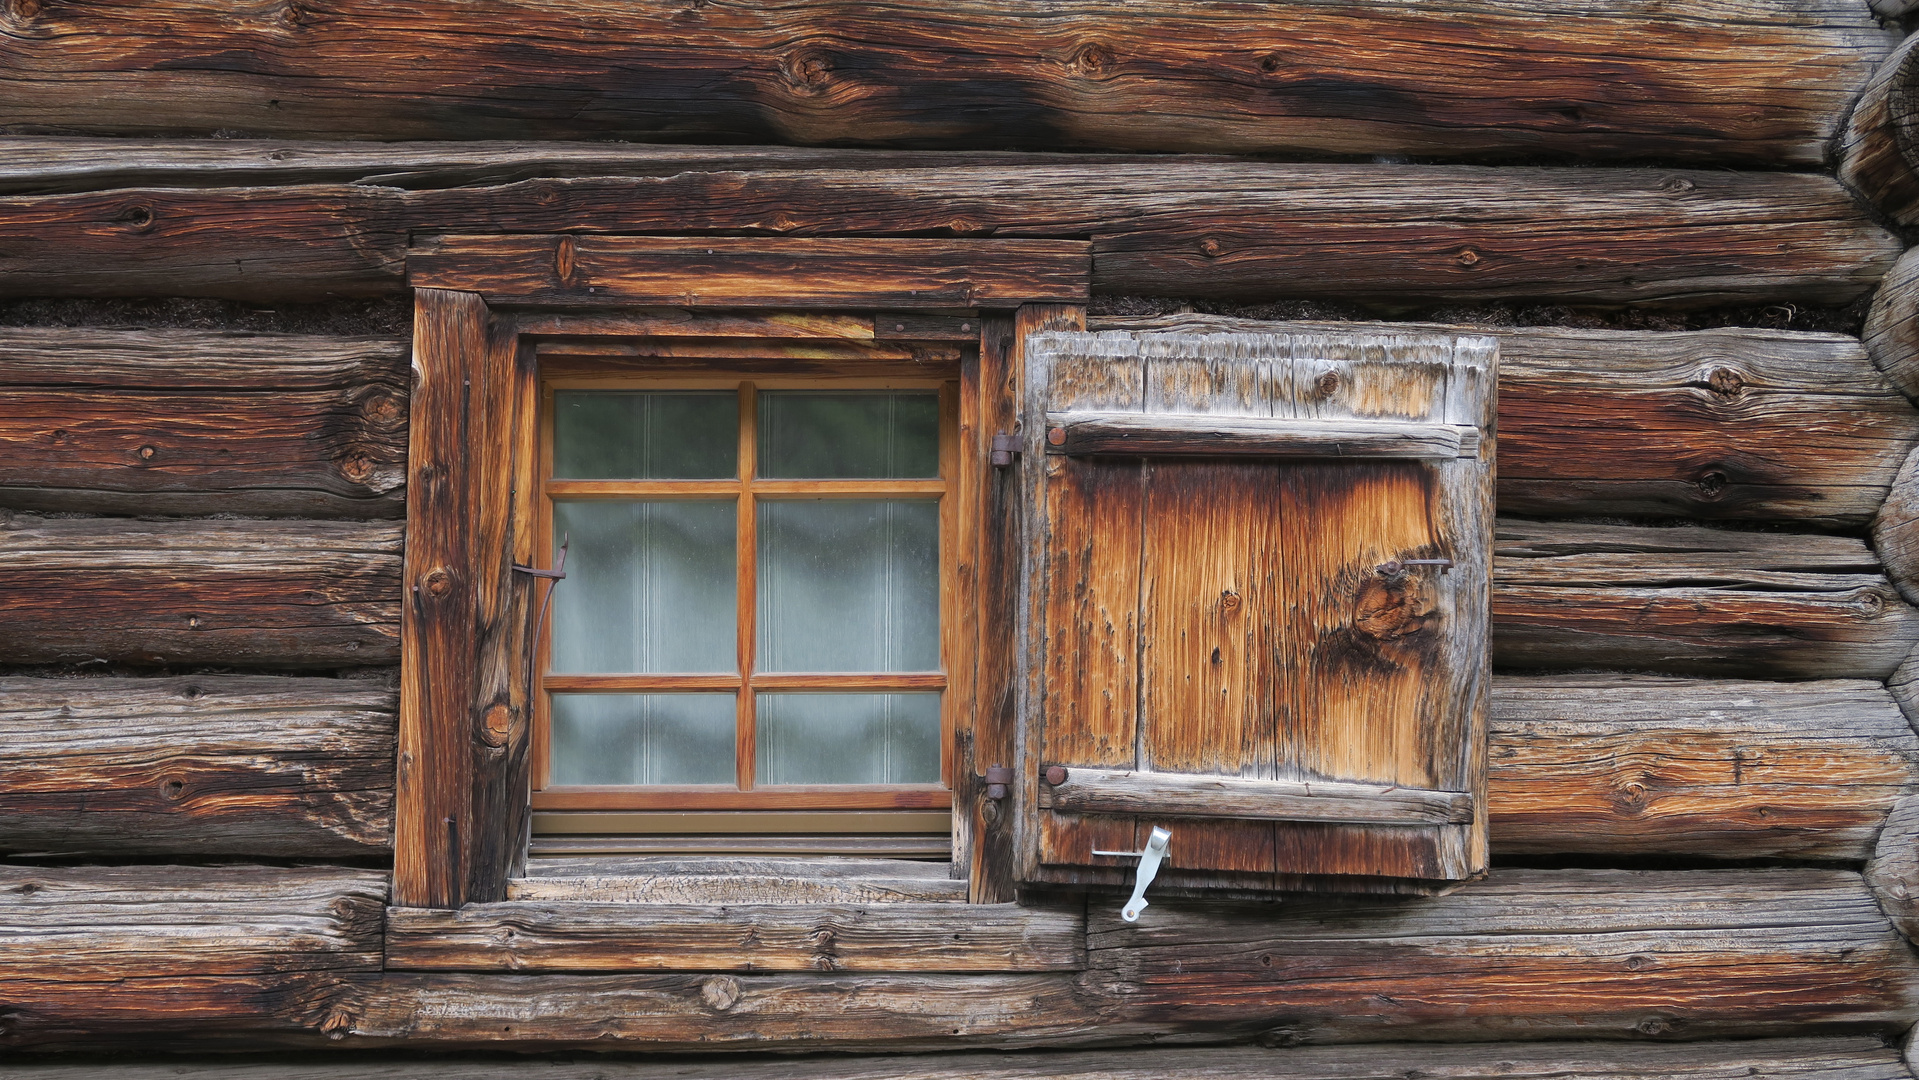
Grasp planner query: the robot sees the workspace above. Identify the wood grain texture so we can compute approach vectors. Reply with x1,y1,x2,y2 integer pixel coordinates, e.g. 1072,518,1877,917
408,236,1090,308
1866,247,1919,408
510,857,967,903
1840,33,1919,229
1487,675,1919,861
384,901,1083,973
0,164,1895,307
1492,520,1918,679
1046,413,1475,459
1876,444,1919,608
1041,769,1474,826
0,675,394,858
0,512,401,667
0,328,407,518
1088,868,1919,1044
1865,794,1919,944
0,1040,1910,1079
1098,316,1919,527
0,974,351,1051
0,2,1890,163
0,865,386,981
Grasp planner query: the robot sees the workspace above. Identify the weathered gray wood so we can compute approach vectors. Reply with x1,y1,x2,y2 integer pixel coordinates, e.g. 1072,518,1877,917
1866,794,1919,944
1488,675,1919,861
1493,520,1918,679
0,1038,1908,1078
1868,248,1919,408
1841,34,1919,229
1040,769,1474,826
1045,412,1477,460
0,513,401,667
0,165,1896,308
0,866,387,981
384,901,1084,973
1877,444,1919,609
1098,316,1919,526
511,857,967,903
0,328,407,518
0,676,394,858
1087,868,1919,1044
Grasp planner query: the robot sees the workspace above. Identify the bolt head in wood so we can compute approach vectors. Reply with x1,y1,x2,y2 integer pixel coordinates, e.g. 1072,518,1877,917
1045,765,1068,786
1047,427,1067,446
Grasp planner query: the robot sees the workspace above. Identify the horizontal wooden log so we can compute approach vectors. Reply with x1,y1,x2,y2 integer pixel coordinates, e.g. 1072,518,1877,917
1839,33,1919,229
1044,413,1477,460
0,514,401,667
1866,794,1919,945
1040,770,1474,827
1088,868,1919,1044
384,901,1083,973
408,236,1090,308
1491,520,1918,679
1487,675,1919,861
0,328,407,518
0,1038,1907,1078
0,974,350,1051
0,675,394,858
8,515,1906,677
1096,316,1919,526
511,857,968,904
0,2,1890,163
0,162,1896,308
0,865,387,981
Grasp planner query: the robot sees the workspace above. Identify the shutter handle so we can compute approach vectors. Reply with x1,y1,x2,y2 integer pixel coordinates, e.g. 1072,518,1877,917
1093,826,1172,923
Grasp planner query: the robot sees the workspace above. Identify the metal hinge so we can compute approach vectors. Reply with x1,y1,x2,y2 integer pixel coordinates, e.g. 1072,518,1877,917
990,432,1021,467
984,764,1013,800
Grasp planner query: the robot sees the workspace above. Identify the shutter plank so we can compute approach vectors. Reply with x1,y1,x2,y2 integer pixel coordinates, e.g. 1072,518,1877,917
1042,768,1473,826
1045,412,1476,459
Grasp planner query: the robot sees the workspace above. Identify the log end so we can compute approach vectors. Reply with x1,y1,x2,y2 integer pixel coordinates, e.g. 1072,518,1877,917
1865,247,1919,407
1875,443,1919,609
1866,794,1919,945
1841,33,1919,229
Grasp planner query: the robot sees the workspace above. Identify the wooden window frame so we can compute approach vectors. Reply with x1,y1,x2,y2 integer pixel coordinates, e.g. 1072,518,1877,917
528,369,963,813
391,235,1090,908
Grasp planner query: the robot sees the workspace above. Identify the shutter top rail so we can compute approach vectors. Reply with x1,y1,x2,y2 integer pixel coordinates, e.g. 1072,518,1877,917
1044,411,1482,460
1040,768,1476,827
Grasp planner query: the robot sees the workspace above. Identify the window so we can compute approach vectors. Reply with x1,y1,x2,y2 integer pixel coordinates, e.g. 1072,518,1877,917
531,375,960,817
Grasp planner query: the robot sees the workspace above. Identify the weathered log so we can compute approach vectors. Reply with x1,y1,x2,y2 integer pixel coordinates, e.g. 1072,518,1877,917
1866,794,1919,945
511,857,968,904
0,2,1891,162
0,1038,1907,1078
1039,770,1475,827
1840,34,1919,229
0,974,350,1051
0,328,407,518
384,901,1084,973
1866,248,1919,407
0,165,1896,307
1042,413,1477,461
0,513,402,667
7,514,1907,677
0,865,387,981
1877,444,1919,609
1492,520,1918,679
1087,868,1919,1044
1487,675,1919,861
0,675,394,858
1097,316,1919,526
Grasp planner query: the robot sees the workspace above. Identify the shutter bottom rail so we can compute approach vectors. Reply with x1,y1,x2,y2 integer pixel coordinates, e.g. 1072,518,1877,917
1038,767,1476,826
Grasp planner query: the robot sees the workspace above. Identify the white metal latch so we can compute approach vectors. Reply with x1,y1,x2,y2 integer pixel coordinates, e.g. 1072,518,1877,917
1093,825,1172,923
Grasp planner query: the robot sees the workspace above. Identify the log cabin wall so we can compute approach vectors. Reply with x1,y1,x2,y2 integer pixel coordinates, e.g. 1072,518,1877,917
7,3,1919,1075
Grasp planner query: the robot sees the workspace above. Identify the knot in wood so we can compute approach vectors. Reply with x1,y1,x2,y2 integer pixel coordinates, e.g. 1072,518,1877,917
1706,366,1746,397
1257,53,1284,74
339,450,376,484
481,703,514,748
700,975,742,1012
1071,42,1115,76
1658,175,1698,194
115,204,155,231
1693,469,1728,499
1454,247,1481,267
1352,576,1432,641
554,236,577,281
1198,236,1223,258
783,50,834,91
136,444,157,462
7,0,42,21
422,567,456,598
1315,371,1340,397
187,614,203,629
158,777,187,801
1220,589,1242,611
281,2,308,26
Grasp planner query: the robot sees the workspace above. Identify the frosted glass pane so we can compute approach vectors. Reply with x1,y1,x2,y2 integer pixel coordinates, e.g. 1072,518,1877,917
551,500,735,673
553,391,737,479
758,392,939,478
550,693,735,785
757,500,938,672
756,693,941,785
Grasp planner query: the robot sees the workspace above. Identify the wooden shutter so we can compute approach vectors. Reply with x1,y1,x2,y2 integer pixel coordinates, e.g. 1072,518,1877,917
1015,329,1496,895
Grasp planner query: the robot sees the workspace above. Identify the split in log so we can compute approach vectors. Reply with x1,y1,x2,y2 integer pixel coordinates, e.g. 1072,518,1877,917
510,857,969,904
1840,33,1919,229
0,1038,1906,1078
0,675,394,858
1866,794,1919,945
0,3,1890,163
1096,315,1919,527
0,513,402,667
0,865,387,982
6,514,1908,677
0,162,1897,307
0,328,408,518
1084,868,1919,1045
383,900,1084,973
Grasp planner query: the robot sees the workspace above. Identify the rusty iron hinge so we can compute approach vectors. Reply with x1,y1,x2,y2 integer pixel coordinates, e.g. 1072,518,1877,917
984,764,1014,800
1377,558,1453,576
989,433,1021,467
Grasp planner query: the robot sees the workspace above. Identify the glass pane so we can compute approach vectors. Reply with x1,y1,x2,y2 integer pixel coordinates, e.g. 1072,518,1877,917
756,693,941,785
758,391,939,478
757,500,938,672
550,693,735,785
553,391,737,479
551,500,736,673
